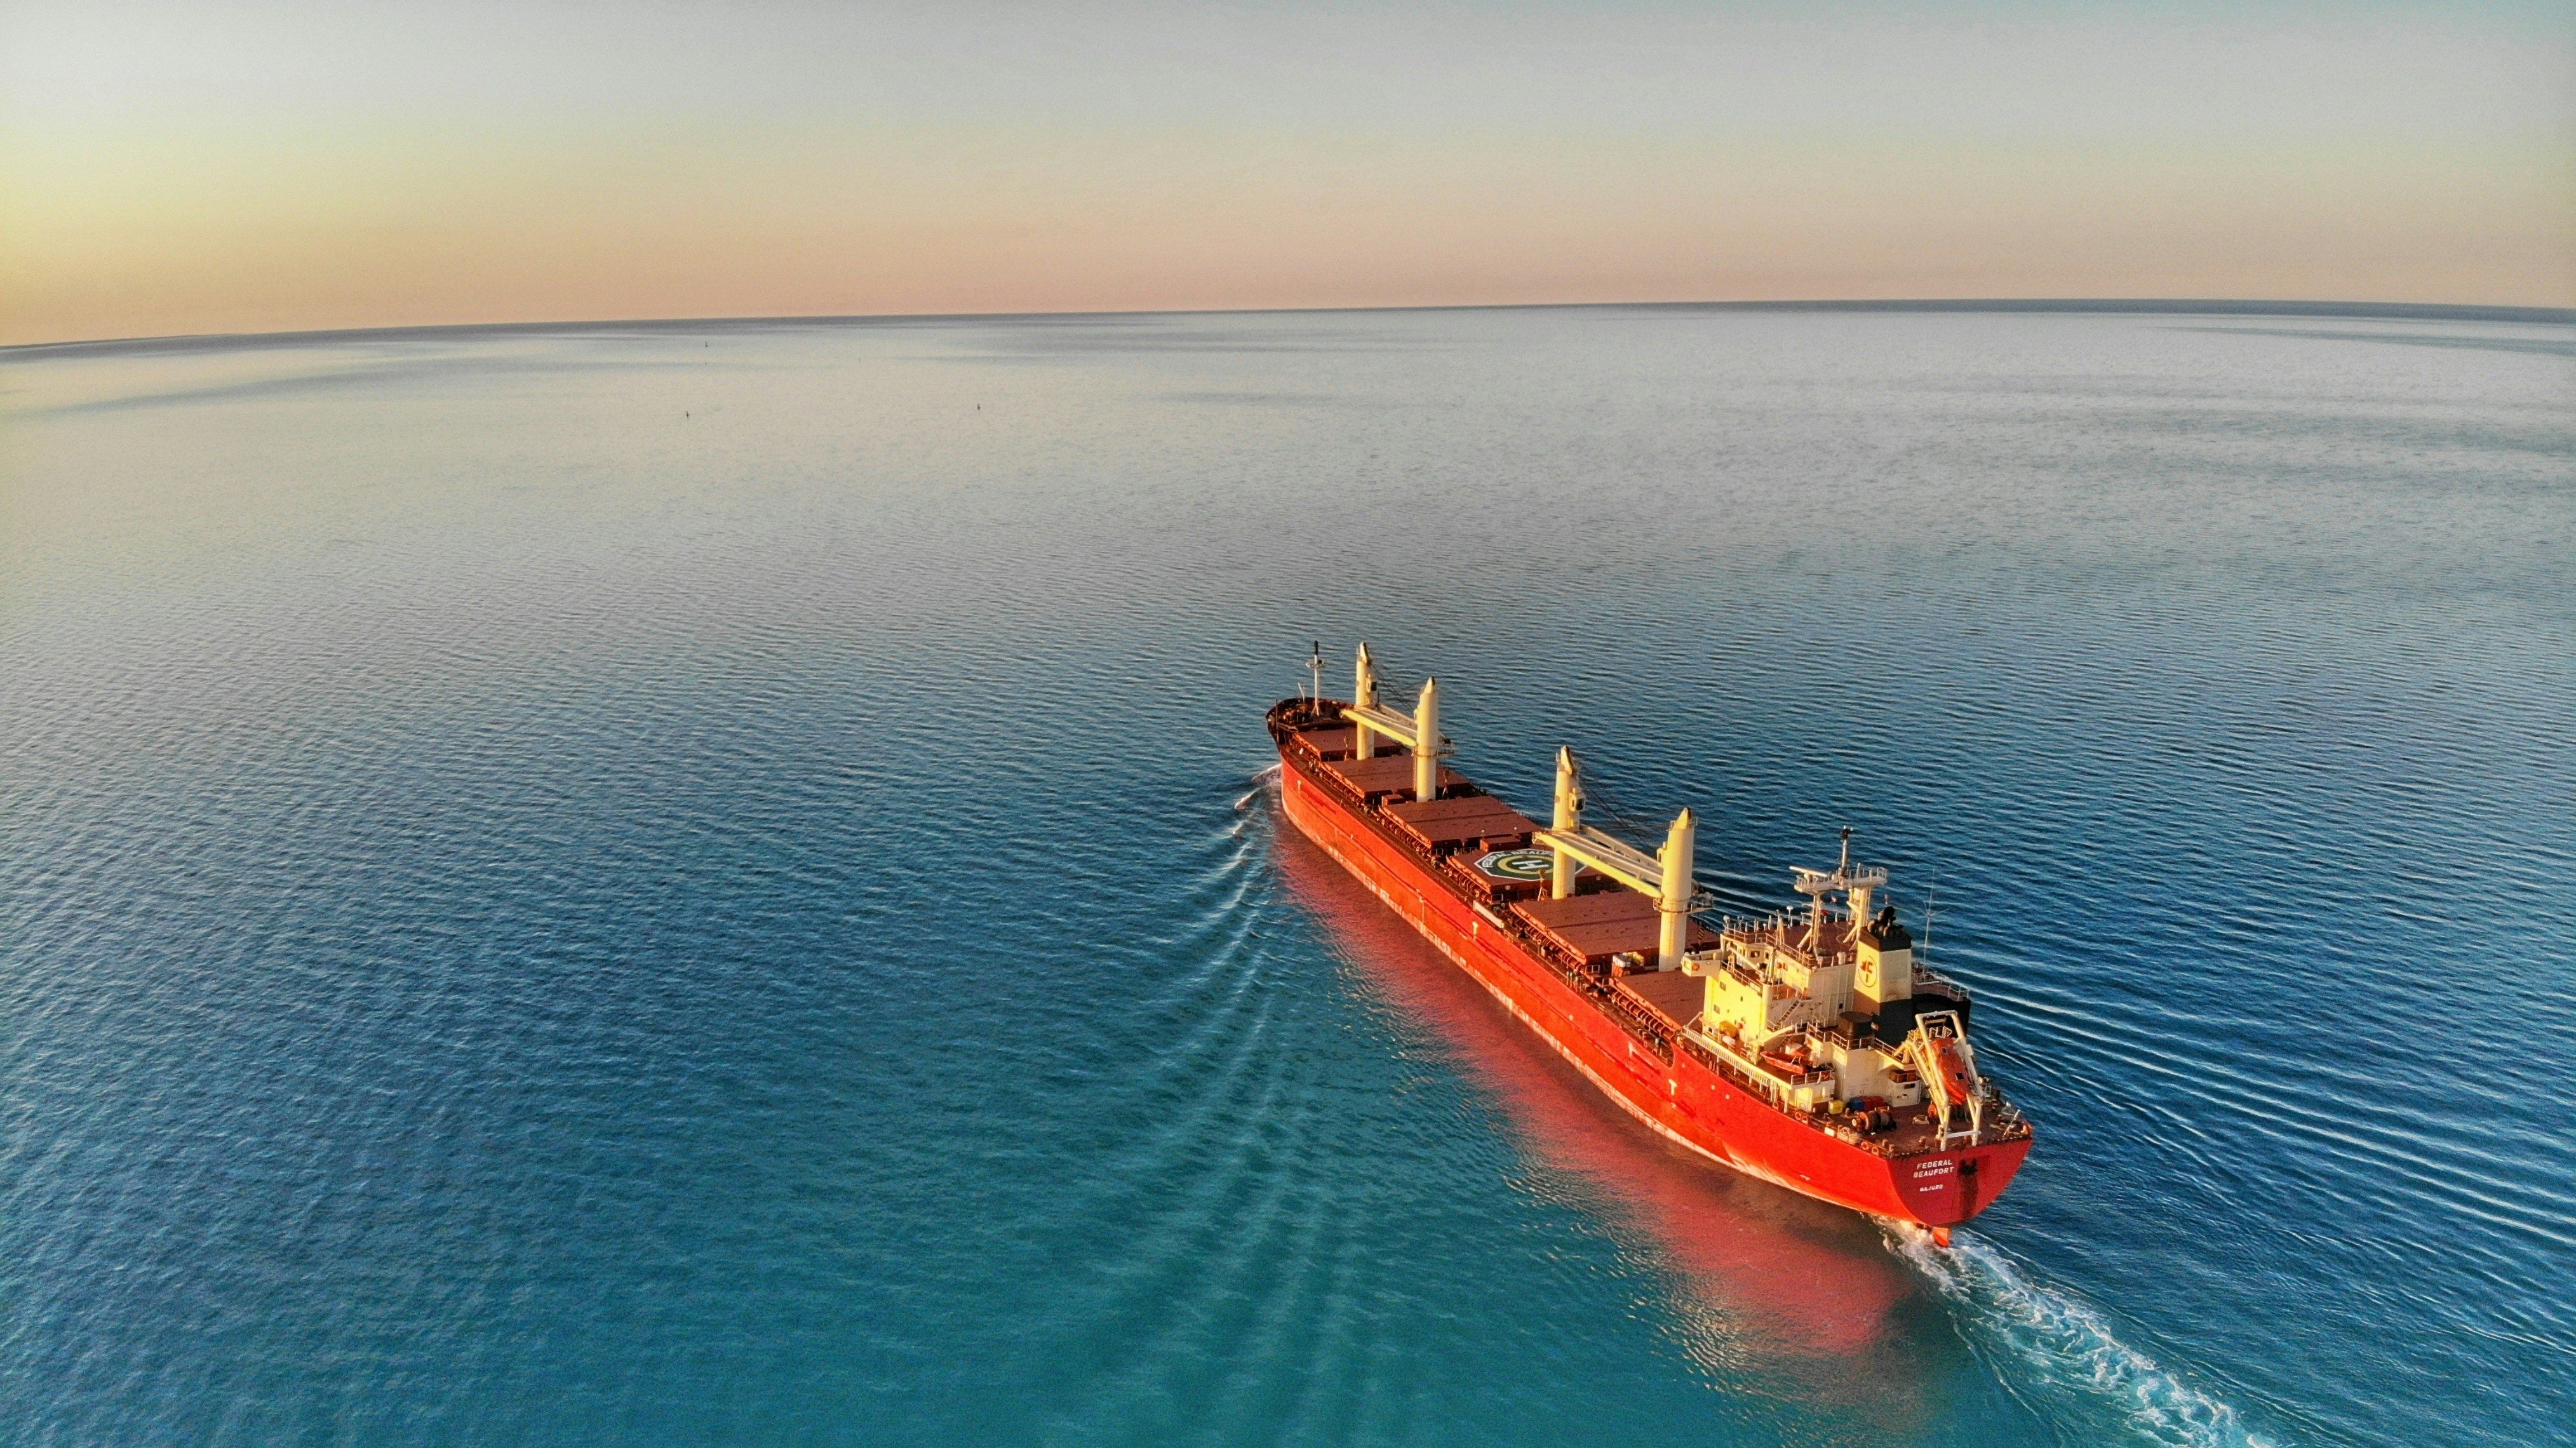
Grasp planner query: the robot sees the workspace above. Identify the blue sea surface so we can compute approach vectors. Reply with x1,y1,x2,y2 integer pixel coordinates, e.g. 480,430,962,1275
3,307,2570,1447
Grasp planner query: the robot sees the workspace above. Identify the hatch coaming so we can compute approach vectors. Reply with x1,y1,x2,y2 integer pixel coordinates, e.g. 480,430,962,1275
1266,686,2033,1175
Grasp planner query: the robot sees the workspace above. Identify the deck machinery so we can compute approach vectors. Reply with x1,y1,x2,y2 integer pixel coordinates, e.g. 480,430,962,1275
1269,647,2033,1242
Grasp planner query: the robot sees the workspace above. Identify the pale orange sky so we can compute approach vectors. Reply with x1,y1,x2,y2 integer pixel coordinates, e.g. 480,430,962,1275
4,1,2572,346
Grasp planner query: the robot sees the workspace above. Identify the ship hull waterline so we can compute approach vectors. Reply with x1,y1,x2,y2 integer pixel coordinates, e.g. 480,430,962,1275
1273,747,2029,1235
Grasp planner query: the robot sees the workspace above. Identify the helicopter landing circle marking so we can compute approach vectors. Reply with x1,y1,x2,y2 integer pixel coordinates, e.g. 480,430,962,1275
1475,848,1556,882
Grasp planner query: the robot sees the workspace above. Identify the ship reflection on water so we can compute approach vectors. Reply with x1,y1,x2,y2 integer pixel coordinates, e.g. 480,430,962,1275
1273,812,1939,1412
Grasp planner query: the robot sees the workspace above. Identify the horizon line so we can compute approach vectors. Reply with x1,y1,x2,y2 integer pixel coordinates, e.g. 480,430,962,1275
9,296,2571,359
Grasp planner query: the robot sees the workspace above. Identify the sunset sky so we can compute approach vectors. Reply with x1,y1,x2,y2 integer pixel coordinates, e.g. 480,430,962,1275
4,1,2571,345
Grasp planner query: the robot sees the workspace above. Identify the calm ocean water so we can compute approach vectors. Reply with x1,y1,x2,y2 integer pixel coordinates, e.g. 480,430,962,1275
4,307,2570,1447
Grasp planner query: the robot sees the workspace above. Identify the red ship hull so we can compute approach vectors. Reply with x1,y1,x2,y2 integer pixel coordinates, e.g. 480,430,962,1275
1275,739,2030,1230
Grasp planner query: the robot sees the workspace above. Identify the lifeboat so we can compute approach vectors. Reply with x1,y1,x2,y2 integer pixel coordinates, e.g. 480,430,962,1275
1267,646,2036,1235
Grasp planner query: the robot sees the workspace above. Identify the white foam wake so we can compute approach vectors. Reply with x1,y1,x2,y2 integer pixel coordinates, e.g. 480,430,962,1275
1228,765,1284,839
1888,1226,2276,1447
1234,763,1282,814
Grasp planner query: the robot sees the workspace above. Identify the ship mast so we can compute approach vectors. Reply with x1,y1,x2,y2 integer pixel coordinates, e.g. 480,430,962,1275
1338,646,1447,801
1412,678,1441,801
1657,809,1697,970
1534,751,1701,970
1351,644,1379,759
1793,826,1888,949
1550,748,1583,900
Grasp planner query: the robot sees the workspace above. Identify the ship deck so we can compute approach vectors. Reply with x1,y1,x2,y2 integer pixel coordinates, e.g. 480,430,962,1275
1519,891,1721,967
1608,970,1956,1150
1384,794,1536,852
1325,754,1466,798
1268,694,2031,1169
1611,967,1705,1030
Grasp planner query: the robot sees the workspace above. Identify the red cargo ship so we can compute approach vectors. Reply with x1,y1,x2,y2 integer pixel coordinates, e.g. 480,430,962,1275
1269,647,2033,1243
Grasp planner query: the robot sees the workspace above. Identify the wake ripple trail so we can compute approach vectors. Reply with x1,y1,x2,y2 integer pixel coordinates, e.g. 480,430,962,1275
15,311,2557,1446
1258,754,2271,1447
1891,1229,2273,1448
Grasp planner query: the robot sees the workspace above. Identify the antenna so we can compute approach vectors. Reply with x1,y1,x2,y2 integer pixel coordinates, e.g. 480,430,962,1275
1792,828,1886,946
1921,882,1938,967
1306,641,1324,702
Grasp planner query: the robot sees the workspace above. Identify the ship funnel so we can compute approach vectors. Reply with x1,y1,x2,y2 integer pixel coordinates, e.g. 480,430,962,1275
1551,747,1583,899
1657,808,1697,970
1412,676,1441,801
1352,644,1378,759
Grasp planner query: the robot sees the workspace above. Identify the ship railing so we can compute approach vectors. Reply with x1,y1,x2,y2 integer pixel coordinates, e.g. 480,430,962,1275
1270,696,1350,735
1698,956,1766,990
1983,1103,2035,1143
1601,992,1675,1061
1678,1033,1914,1157
1818,1019,1903,1052
1710,916,1856,970
1680,1033,1786,1104
1686,1030,1825,1090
